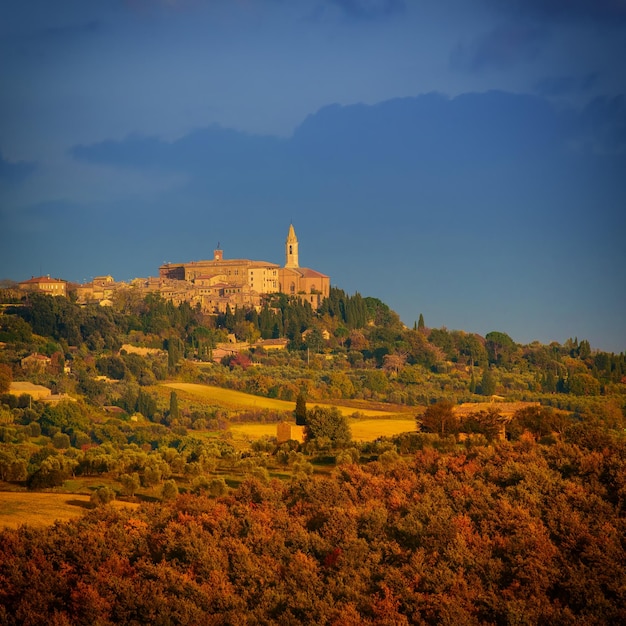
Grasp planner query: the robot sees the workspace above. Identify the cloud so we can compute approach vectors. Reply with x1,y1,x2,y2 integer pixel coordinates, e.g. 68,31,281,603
573,95,626,155
534,73,599,97
0,152,37,182
70,127,284,173
451,23,546,72
71,91,569,179
68,90,624,203
496,0,626,22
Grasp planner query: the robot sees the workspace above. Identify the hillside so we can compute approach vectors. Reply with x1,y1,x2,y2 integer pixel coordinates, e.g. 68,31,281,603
0,288,625,623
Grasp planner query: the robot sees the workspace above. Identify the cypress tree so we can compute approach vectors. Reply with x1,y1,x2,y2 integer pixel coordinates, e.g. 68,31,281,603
480,368,496,396
295,393,307,426
169,391,179,421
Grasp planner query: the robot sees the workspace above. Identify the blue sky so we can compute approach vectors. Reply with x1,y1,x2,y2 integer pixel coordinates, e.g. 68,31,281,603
1,0,625,352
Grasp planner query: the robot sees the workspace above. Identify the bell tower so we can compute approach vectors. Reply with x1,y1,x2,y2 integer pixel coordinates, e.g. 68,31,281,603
285,223,299,268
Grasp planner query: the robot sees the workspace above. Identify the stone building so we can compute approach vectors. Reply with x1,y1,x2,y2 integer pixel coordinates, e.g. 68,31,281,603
18,276,66,297
74,224,329,313
277,224,330,308
158,224,330,311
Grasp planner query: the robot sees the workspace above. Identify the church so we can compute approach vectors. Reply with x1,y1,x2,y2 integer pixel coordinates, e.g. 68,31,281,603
158,224,330,310
278,224,330,308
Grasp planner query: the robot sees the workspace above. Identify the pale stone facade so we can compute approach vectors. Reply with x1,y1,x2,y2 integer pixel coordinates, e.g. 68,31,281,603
75,224,329,313
157,224,329,312
277,225,330,308
19,276,66,297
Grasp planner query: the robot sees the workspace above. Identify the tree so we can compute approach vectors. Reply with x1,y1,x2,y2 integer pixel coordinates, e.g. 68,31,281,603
0,364,12,394
119,472,140,497
90,486,115,507
480,368,497,396
295,393,307,426
167,338,181,374
418,400,458,436
383,352,407,376
305,328,324,354
485,331,516,365
136,390,157,419
52,432,71,449
304,406,351,446
169,391,179,421
162,479,179,501
417,313,425,332
567,373,601,396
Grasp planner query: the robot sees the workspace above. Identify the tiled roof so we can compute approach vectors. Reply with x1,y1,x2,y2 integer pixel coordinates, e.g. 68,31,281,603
20,276,65,285
284,267,329,279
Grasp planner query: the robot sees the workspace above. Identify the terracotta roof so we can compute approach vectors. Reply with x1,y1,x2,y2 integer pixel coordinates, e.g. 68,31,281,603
249,261,280,268
19,276,65,285
284,267,328,279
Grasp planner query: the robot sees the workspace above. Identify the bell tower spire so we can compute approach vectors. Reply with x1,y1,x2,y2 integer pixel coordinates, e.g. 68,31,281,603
285,223,299,268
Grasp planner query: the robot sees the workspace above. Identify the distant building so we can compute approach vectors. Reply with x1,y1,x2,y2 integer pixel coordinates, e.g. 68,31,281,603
158,224,330,311
19,275,66,297
20,353,51,373
76,275,119,304
75,224,330,313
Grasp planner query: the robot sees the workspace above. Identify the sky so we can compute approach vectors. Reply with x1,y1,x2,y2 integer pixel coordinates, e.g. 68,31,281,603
1,0,625,352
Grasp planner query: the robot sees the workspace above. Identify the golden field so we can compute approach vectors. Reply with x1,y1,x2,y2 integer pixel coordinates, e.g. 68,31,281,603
163,382,411,418
0,492,137,529
231,418,415,443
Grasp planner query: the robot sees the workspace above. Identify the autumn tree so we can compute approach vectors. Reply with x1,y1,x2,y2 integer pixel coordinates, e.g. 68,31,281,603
418,400,458,436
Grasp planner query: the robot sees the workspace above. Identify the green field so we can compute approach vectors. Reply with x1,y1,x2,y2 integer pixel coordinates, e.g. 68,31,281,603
163,382,410,418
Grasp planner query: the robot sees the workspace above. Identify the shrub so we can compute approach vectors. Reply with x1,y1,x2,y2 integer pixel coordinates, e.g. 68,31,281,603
91,486,116,506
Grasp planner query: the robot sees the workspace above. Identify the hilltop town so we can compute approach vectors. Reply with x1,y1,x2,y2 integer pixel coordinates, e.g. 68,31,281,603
15,224,330,314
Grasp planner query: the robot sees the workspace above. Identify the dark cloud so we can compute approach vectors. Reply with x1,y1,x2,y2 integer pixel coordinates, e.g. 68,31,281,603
451,23,546,72
0,152,37,182
72,91,570,177
68,92,624,224
487,0,626,22
293,91,566,167
328,0,405,19
70,127,284,173
575,95,626,155
534,73,599,96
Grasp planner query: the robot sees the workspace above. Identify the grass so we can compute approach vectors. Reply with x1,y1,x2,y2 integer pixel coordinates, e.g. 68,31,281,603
349,418,416,441
162,382,411,418
231,417,415,443
0,491,138,529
